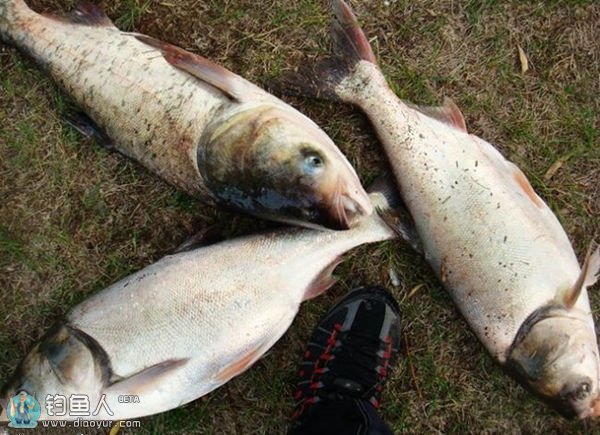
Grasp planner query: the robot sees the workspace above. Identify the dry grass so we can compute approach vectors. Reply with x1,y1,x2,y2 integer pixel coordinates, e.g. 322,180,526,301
1,0,599,433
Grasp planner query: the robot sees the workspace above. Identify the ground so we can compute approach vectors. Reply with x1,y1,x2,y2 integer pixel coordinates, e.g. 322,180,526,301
1,0,599,434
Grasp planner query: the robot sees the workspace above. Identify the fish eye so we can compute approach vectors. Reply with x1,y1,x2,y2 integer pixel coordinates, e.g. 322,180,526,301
306,154,323,168
575,382,591,401
303,153,325,175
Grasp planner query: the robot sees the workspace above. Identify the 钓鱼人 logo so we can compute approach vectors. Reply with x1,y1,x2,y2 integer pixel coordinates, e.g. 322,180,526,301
6,390,41,429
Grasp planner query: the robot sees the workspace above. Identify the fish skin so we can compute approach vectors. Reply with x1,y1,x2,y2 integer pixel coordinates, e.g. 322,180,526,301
0,0,372,229
291,0,600,419
0,190,397,421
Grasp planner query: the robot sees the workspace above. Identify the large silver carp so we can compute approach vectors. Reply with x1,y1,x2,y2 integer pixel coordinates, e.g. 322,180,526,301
0,185,400,421
0,0,372,229
287,0,600,418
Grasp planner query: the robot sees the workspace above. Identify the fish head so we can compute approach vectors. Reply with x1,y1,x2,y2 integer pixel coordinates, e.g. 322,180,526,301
2,342,59,402
506,304,600,419
199,104,372,229
1,324,105,410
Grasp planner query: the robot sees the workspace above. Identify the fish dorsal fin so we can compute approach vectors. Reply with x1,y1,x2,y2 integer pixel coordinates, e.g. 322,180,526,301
70,2,115,27
45,2,116,27
303,256,344,301
134,34,267,103
105,359,189,396
415,97,467,132
560,242,600,309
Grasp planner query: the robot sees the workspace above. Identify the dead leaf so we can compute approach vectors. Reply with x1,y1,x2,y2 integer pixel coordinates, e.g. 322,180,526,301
408,283,426,298
109,423,121,435
517,44,529,74
544,158,567,181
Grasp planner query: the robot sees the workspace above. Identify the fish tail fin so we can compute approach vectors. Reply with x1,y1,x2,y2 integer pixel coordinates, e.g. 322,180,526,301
330,0,377,67
0,0,34,44
277,0,380,103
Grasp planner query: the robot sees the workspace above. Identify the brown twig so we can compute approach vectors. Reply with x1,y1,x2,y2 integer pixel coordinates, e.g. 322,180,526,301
403,331,424,402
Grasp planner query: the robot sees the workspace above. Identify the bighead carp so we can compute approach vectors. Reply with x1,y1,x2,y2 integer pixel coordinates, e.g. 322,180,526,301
285,0,600,419
0,0,372,229
0,183,401,420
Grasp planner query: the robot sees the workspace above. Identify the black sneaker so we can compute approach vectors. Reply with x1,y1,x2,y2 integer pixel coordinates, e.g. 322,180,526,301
291,286,402,421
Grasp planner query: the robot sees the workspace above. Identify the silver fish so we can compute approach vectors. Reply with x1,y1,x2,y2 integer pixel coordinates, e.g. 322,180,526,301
0,0,372,229
288,0,600,418
0,185,400,421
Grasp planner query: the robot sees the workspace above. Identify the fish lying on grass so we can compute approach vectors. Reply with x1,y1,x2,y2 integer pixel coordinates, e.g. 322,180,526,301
0,0,372,229
284,0,600,418
0,183,402,421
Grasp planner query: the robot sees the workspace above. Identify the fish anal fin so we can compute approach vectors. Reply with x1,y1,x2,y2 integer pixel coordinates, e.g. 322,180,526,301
414,97,467,132
561,242,600,308
215,343,270,383
303,256,344,301
105,359,189,396
134,34,262,103
512,167,544,208
45,2,115,28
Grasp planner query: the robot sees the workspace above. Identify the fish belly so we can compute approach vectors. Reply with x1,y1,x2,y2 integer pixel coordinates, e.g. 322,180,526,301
8,14,228,198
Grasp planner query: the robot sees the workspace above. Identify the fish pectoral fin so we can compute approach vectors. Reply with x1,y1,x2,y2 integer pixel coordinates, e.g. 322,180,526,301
45,1,116,28
215,338,274,383
104,359,189,396
412,97,467,132
303,256,344,301
366,173,402,209
368,175,422,253
585,242,600,288
133,34,268,103
560,241,600,308
64,111,115,151
377,207,423,255
172,225,223,254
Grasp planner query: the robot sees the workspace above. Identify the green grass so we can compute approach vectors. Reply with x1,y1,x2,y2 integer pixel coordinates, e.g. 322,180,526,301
114,0,151,31
1,0,600,434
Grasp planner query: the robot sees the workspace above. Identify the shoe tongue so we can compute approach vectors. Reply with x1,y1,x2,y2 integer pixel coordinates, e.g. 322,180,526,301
348,299,385,338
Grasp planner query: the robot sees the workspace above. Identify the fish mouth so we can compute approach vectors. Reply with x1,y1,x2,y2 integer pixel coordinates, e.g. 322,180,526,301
580,395,600,418
328,179,373,229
